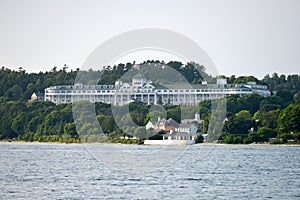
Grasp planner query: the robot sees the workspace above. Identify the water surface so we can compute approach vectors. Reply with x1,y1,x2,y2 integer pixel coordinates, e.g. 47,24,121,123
0,143,299,199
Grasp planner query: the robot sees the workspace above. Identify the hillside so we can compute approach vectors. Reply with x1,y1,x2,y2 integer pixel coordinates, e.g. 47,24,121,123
0,61,299,144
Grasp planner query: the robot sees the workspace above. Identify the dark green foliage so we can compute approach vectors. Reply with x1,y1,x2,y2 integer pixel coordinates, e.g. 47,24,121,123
259,109,280,129
256,127,277,140
233,76,259,84
276,90,294,107
97,115,115,134
277,104,300,133
0,101,27,139
294,92,300,104
148,130,165,140
134,127,147,139
0,101,76,141
262,73,300,92
226,110,255,135
195,135,204,143
0,64,299,144
0,66,77,101
64,123,78,137
166,106,181,123
222,134,246,144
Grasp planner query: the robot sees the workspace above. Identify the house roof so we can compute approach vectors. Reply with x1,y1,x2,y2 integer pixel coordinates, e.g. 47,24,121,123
31,93,37,98
163,131,189,136
155,118,179,127
32,92,44,98
178,124,194,129
166,118,179,127
156,118,167,126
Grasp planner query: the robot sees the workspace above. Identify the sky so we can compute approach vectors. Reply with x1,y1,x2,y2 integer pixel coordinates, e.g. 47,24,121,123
0,0,299,78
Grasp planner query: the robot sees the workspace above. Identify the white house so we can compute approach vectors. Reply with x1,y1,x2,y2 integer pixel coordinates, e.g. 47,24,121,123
144,119,199,145
45,76,271,105
175,123,198,135
161,130,196,145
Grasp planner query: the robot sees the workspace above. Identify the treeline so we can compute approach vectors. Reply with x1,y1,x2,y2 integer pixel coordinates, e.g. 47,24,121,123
0,92,299,143
0,61,300,143
0,100,187,142
198,93,300,144
1,61,300,102
0,60,207,102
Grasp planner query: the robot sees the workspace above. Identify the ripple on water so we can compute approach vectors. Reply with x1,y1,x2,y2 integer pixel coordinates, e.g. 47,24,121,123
0,143,299,199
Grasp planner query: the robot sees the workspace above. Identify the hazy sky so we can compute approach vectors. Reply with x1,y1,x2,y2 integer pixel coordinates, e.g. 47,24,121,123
0,0,299,78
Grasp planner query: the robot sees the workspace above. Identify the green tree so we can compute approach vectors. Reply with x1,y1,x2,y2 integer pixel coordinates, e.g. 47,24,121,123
97,115,115,133
257,127,277,141
260,109,280,129
195,135,204,143
134,127,147,139
0,101,26,139
227,110,255,135
64,123,78,137
277,104,300,133
294,92,300,104
11,112,29,137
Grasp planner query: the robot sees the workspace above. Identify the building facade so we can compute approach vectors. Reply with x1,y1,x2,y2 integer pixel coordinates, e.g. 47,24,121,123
45,76,271,105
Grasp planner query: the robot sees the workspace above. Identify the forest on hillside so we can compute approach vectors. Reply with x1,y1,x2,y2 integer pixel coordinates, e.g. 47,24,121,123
0,61,299,144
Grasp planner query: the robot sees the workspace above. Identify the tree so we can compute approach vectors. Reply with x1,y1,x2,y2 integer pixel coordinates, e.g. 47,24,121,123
294,92,300,104
97,115,115,133
237,93,264,115
195,135,204,143
277,104,300,133
64,123,78,137
276,90,294,106
134,127,147,139
260,109,280,129
257,127,277,140
227,110,255,135
0,101,26,139
5,85,22,100
148,130,165,140
11,112,28,137
234,76,258,84
166,106,181,123
147,110,165,122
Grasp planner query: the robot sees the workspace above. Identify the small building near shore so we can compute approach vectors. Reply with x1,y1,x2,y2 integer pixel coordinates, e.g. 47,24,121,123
175,123,198,135
162,131,196,145
146,117,179,132
144,121,199,145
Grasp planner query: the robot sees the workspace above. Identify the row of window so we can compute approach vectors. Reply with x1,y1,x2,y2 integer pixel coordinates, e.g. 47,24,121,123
46,88,255,94
157,88,253,93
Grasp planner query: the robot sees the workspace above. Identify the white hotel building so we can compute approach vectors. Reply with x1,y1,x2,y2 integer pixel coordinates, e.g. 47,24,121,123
44,75,271,105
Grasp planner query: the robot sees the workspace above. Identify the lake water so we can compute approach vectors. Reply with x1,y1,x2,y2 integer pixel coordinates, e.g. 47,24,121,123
0,143,299,200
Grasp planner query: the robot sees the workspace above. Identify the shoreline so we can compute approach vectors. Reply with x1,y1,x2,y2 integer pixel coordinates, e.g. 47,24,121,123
1,141,299,146
194,142,300,147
